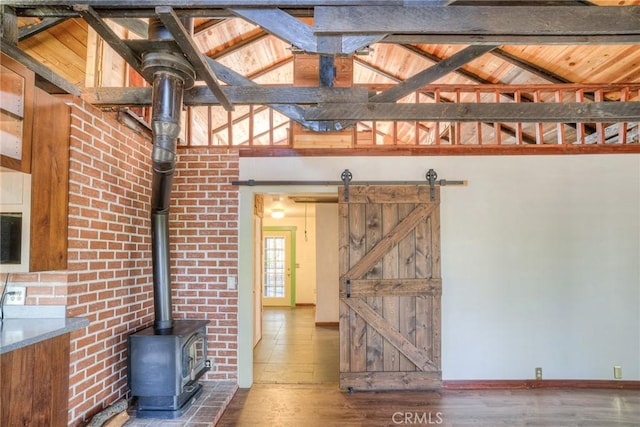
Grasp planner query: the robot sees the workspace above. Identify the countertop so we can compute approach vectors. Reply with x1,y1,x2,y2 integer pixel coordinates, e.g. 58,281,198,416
0,317,89,354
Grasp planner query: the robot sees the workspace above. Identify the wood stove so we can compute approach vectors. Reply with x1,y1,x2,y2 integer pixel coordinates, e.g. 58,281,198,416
128,320,210,418
127,16,210,419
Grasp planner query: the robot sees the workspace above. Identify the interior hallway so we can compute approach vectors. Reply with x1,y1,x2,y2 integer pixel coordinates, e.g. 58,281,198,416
253,306,339,384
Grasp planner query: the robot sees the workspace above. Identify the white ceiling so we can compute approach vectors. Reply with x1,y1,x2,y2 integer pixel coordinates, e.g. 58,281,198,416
262,193,338,218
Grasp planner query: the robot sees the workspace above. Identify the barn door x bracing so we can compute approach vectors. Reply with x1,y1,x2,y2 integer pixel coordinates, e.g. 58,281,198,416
339,185,441,391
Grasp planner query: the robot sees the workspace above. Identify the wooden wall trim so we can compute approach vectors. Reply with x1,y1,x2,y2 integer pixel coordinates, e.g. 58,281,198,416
315,322,339,327
238,144,640,157
443,380,640,390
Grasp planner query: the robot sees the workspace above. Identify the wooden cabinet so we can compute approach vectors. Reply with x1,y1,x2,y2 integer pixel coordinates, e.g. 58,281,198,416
0,333,70,427
0,53,34,173
0,52,70,272
29,88,70,271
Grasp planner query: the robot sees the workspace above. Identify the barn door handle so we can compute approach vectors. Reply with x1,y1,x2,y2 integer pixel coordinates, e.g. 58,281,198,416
346,278,351,298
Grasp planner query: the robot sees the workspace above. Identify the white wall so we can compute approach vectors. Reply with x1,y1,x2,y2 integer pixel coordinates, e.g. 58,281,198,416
263,211,317,305
237,155,640,386
315,204,339,324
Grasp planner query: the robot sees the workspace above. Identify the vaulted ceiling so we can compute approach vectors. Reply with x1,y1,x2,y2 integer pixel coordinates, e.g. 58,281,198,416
2,1,640,153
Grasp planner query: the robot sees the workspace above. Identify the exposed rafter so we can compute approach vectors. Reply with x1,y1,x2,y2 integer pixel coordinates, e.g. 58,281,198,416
204,56,328,131
74,5,144,77
2,0,639,147
337,44,497,130
156,6,233,111
353,57,538,145
229,7,382,54
18,16,67,40
0,37,79,94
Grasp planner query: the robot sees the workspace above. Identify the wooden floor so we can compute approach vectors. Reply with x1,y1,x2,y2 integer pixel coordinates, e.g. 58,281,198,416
217,307,640,426
218,384,640,426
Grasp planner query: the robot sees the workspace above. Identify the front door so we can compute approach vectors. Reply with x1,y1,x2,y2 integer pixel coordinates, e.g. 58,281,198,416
339,185,442,390
262,229,293,307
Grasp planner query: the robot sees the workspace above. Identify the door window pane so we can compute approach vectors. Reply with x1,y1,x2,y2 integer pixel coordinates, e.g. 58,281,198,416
264,236,285,297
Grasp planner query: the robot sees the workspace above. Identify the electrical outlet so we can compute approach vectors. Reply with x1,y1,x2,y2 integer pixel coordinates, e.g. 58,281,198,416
535,367,543,380
614,366,622,379
5,286,26,305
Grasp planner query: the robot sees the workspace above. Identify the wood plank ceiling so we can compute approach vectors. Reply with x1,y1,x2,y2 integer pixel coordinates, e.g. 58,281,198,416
2,0,640,154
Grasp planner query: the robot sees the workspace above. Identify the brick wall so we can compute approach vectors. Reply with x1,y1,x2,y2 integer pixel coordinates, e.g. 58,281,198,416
9,272,68,305
6,99,240,425
172,149,239,380
66,102,240,424
66,100,155,424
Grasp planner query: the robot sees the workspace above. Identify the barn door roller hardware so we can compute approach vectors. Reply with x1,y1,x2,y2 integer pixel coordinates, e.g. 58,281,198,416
232,168,467,201
341,169,353,202
425,169,466,201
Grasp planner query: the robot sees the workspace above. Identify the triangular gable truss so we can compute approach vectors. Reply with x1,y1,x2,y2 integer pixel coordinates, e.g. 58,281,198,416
4,2,640,152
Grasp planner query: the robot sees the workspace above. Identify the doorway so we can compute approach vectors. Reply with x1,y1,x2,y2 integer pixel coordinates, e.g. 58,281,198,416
252,192,340,385
239,186,339,388
262,227,296,307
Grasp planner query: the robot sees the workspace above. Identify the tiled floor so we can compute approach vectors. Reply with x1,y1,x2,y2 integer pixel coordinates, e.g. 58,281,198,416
124,381,237,427
253,306,339,385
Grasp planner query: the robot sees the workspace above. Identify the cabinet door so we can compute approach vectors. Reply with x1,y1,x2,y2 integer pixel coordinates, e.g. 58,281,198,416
0,53,34,173
30,88,70,271
0,334,70,427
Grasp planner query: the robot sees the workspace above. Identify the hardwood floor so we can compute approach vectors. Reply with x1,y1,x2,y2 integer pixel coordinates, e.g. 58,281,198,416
217,307,640,426
218,384,640,426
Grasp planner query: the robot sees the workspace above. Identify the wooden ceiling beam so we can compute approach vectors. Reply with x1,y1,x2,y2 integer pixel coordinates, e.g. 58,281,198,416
156,5,233,111
353,57,537,144
245,56,293,81
337,44,497,130
1,5,18,42
17,16,68,40
204,56,331,131
205,29,270,59
317,6,640,45
110,17,147,38
230,8,317,53
398,44,598,135
82,86,371,106
0,37,79,94
74,5,145,79
371,45,497,103
194,18,225,35
305,102,640,122
382,34,640,45
230,7,381,54
7,1,441,8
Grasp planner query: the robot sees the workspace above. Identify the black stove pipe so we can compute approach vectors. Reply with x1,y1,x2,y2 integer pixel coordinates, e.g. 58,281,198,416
147,18,194,331
150,72,183,331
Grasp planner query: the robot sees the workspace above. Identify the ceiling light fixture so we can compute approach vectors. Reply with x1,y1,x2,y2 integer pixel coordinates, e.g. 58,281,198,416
271,208,285,219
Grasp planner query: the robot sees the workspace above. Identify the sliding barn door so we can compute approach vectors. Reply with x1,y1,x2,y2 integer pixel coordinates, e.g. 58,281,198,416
339,186,442,391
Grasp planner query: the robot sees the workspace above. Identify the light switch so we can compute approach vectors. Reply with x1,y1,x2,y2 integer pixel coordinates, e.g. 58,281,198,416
227,276,237,290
